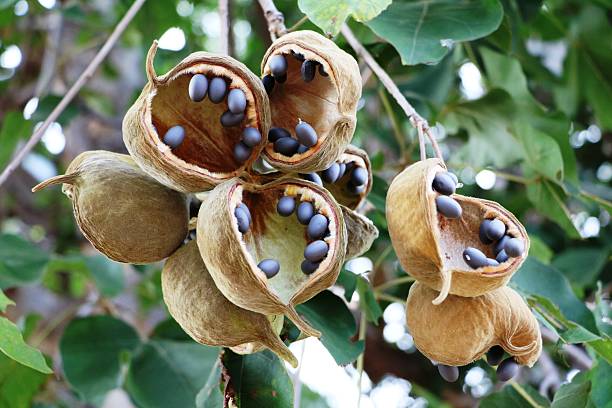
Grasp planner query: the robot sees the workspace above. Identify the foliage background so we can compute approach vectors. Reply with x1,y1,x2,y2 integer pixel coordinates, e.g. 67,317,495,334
0,0,610,407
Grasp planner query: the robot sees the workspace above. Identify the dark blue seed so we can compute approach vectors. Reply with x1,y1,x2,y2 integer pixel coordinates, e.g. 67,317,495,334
275,73,287,83
347,182,366,195
188,74,208,102
448,172,459,185
486,258,499,267
307,214,328,240
242,127,262,147
297,144,309,154
228,88,247,114
435,196,462,218
268,127,291,143
277,196,295,216
321,163,340,183
302,173,323,186
318,64,328,77
496,249,509,263
437,365,459,382
274,137,299,156
234,207,249,233
258,259,280,278
209,77,228,103
505,238,524,257
220,110,245,127
336,163,346,180
297,201,315,225
486,346,505,366
301,259,320,275
301,60,317,82
163,125,185,149
295,121,318,147
291,51,305,61
351,167,368,186
486,219,506,241
432,172,456,195
233,142,251,163
238,203,251,224
495,235,510,254
479,220,493,244
262,75,275,94
496,358,519,382
463,247,488,269
269,55,288,77
304,240,329,262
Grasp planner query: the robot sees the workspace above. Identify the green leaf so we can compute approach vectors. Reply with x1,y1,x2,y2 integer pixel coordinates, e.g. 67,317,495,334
0,111,32,169
0,353,48,408
301,385,331,408
0,317,52,374
336,268,358,302
552,248,610,289
297,0,391,36
356,276,383,324
515,123,564,182
297,290,364,365
196,361,223,408
525,179,581,239
594,284,612,337
0,234,50,289
551,377,591,408
366,0,504,65
125,340,219,408
481,383,550,407
0,290,14,312
528,235,553,264
85,256,125,298
590,358,612,408
222,349,294,408
60,316,141,404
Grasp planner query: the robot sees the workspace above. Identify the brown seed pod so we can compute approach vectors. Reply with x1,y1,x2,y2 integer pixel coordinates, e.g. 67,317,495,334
123,41,271,192
197,177,347,338
162,241,297,367
386,159,529,304
260,30,361,173
32,151,188,264
406,282,542,367
342,206,378,259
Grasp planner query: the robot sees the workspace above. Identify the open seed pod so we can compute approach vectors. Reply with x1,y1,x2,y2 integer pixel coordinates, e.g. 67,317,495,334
197,177,347,338
32,151,188,264
386,158,529,304
406,282,542,367
260,30,361,173
123,41,270,192
162,241,297,367
342,206,378,259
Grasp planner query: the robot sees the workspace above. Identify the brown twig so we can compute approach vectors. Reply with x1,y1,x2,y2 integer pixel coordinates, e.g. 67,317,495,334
0,0,147,188
219,0,231,55
257,0,287,40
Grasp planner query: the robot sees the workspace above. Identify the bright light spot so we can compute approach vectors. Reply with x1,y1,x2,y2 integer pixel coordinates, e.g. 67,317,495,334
22,153,57,182
440,38,454,49
460,167,476,185
570,130,587,148
0,45,22,69
158,27,186,51
36,122,65,155
599,209,610,227
581,217,600,238
201,11,221,36
526,38,567,76
396,333,414,351
37,0,56,9
458,62,485,100
475,169,496,190
176,0,194,17
233,20,252,57
465,366,486,386
586,124,602,143
597,162,612,182
566,369,580,382
14,0,28,16
383,322,405,343
432,122,446,140
471,380,493,398
383,302,405,325
345,257,373,275
23,97,39,119
370,376,424,408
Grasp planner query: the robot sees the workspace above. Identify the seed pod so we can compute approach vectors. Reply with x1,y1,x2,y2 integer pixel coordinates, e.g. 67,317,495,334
260,30,361,173
161,241,297,367
123,41,270,192
406,282,541,367
341,205,379,259
32,151,188,263
196,178,347,338
386,159,530,304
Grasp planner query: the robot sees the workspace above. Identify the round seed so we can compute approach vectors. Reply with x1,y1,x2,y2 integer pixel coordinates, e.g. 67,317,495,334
318,64,328,77
297,201,315,225
347,183,366,195
437,365,459,382
233,142,252,163
496,249,509,263
242,127,262,147
304,240,329,262
321,163,340,183
432,172,456,196
307,214,328,240
269,54,288,77
302,173,323,186
295,121,318,147
336,163,346,180
238,203,251,224
262,75,275,94
301,60,317,82
448,172,459,185
496,358,519,382
351,167,368,186
486,258,499,267
479,220,493,245
227,88,247,114
163,125,185,149
268,127,291,143
297,144,309,154
463,247,488,269
188,74,208,102
505,238,525,258
234,207,250,233
435,196,462,219
209,77,228,103
494,235,510,254
301,259,320,275
277,196,295,216
220,110,245,127
274,137,299,156
486,345,505,366
485,219,506,241
258,259,280,279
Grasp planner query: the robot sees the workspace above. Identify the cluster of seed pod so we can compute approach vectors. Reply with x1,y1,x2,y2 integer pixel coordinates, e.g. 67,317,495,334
386,158,541,382
33,30,378,366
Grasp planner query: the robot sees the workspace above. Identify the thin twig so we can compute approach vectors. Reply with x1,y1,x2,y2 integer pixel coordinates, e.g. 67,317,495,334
417,121,426,161
374,276,415,293
375,293,406,304
340,24,444,164
257,0,287,40
356,311,367,408
219,0,231,55
0,0,147,189
510,380,544,408
288,15,308,32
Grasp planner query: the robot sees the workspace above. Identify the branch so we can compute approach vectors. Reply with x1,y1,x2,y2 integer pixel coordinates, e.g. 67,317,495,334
257,0,287,41
0,0,147,189
219,0,231,55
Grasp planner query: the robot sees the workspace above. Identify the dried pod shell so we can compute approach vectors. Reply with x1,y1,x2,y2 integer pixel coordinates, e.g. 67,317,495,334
319,145,372,210
162,241,297,367
123,41,270,192
261,30,361,173
197,177,347,338
32,151,187,264
386,159,529,304
342,206,378,259
406,282,542,367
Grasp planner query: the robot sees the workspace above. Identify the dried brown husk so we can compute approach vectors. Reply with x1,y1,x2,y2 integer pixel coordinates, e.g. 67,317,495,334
32,151,188,263
123,41,271,193
406,282,542,367
197,177,347,338
260,30,361,173
321,145,372,210
386,158,530,304
341,205,378,259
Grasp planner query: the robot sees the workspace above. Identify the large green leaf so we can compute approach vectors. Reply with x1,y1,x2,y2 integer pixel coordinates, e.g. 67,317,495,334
125,340,219,408
356,276,383,324
480,383,550,407
60,316,141,404
0,111,32,169
298,0,391,36
590,359,612,408
367,0,503,65
515,122,564,182
297,290,364,365
195,361,223,408
0,353,48,408
85,256,125,298
222,349,294,408
552,247,610,289
525,178,581,239
551,375,591,408
0,234,50,289
0,318,52,374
